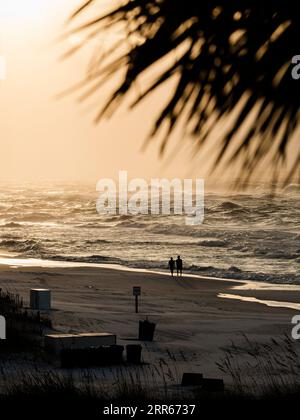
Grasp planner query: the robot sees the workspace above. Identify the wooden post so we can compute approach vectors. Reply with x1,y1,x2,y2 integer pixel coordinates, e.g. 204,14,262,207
133,286,141,313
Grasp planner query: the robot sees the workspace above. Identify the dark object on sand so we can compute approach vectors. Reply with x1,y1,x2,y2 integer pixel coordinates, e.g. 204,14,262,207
181,373,203,386
60,345,124,368
138,319,156,341
45,332,116,354
30,289,51,311
126,344,142,364
181,374,224,391
201,378,224,392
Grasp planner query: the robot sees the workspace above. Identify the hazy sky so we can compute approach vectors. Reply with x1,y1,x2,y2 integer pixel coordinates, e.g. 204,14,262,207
0,0,212,185
0,1,297,188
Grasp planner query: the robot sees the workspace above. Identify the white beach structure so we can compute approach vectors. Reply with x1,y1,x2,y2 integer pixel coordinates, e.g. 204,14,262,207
44,332,117,353
30,288,51,310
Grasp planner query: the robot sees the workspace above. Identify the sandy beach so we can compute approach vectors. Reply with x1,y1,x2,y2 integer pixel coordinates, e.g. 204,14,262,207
0,261,298,383
1,0,300,410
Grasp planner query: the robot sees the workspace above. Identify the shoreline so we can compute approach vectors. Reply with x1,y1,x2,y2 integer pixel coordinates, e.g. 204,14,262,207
0,256,300,311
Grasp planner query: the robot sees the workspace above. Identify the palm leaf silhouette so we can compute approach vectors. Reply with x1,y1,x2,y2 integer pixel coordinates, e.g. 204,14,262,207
66,0,300,184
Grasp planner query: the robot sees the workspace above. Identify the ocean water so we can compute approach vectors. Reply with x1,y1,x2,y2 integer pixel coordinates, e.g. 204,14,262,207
0,183,299,284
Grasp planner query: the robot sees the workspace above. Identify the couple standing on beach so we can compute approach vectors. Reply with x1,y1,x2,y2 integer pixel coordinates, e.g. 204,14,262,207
168,256,183,277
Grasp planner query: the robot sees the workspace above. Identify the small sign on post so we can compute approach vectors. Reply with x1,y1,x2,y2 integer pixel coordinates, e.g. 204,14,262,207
133,286,141,313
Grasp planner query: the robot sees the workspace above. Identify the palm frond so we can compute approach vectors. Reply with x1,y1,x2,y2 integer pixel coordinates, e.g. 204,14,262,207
66,0,300,183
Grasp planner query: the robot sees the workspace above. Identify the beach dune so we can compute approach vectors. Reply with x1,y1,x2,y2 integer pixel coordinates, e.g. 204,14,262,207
0,262,298,381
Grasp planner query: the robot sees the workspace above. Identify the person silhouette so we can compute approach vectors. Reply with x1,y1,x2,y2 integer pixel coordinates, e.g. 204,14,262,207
168,257,175,277
176,255,183,276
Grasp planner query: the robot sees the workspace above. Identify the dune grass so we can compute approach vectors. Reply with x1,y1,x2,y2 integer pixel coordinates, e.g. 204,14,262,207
0,289,52,352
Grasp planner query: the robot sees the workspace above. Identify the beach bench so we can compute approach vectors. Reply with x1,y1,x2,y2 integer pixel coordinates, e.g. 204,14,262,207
44,332,116,354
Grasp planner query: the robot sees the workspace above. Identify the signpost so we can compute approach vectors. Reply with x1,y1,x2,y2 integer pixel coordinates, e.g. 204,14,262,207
132,286,141,313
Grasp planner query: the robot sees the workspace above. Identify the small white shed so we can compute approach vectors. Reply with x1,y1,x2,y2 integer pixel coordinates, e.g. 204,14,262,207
30,289,51,310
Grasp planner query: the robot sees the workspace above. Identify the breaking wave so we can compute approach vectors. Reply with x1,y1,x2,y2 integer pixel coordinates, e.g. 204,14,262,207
0,239,43,253
0,184,299,285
